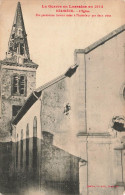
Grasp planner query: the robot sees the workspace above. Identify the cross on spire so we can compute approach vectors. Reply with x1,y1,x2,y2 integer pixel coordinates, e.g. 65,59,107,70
7,2,30,64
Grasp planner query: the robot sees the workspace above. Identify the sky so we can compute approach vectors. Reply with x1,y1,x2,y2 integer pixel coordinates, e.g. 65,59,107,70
0,0,125,88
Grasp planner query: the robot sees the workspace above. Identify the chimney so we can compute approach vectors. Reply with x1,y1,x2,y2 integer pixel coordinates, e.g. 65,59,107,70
42,131,53,145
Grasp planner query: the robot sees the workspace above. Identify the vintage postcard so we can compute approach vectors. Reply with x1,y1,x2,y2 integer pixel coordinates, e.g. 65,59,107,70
0,0,125,194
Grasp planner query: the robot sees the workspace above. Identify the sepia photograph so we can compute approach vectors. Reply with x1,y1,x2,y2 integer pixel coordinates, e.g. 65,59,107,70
0,0,125,194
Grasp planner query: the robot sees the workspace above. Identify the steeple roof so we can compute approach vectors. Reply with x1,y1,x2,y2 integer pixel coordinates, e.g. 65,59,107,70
1,2,38,68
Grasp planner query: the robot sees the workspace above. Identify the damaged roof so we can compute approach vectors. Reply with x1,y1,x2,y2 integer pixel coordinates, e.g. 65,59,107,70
0,2,38,69
75,24,125,54
12,24,125,125
12,65,78,125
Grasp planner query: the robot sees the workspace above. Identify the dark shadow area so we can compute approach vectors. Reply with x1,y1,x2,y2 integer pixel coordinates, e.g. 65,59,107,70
0,137,80,195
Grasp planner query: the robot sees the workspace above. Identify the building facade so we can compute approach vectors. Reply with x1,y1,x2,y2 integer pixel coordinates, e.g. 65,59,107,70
0,2,84,195
0,1,125,195
11,67,84,195
12,24,125,195
75,26,125,195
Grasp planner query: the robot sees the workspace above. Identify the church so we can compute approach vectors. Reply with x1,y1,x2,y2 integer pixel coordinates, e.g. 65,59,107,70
0,1,125,195
0,2,85,195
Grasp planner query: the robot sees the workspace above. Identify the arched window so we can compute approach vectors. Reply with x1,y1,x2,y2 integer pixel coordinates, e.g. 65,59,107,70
20,129,23,168
33,116,37,137
26,124,29,168
21,129,23,140
16,134,18,168
12,74,27,96
26,124,29,139
33,116,37,171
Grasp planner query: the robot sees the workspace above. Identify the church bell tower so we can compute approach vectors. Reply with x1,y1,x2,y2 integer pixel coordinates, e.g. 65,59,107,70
0,2,38,141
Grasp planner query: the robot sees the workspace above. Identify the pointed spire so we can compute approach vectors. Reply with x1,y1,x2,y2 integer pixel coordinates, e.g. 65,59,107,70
6,2,30,64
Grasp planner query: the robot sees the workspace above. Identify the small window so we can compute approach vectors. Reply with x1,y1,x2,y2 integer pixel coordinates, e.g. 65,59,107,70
33,116,37,171
12,105,22,117
20,43,24,55
26,124,29,168
16,134,18,168
20,129,23,168
12,74,27,96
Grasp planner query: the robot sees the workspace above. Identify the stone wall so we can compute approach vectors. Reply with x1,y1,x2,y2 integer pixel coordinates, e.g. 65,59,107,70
40,140,79,195
75,30,125,195
75,31,125,134
0,65,36,141
41,69,85,156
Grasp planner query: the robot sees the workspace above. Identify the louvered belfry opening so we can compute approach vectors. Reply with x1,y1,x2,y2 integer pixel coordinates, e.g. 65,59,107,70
13,75,19,94
12,74,26,96
19,75,25,95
